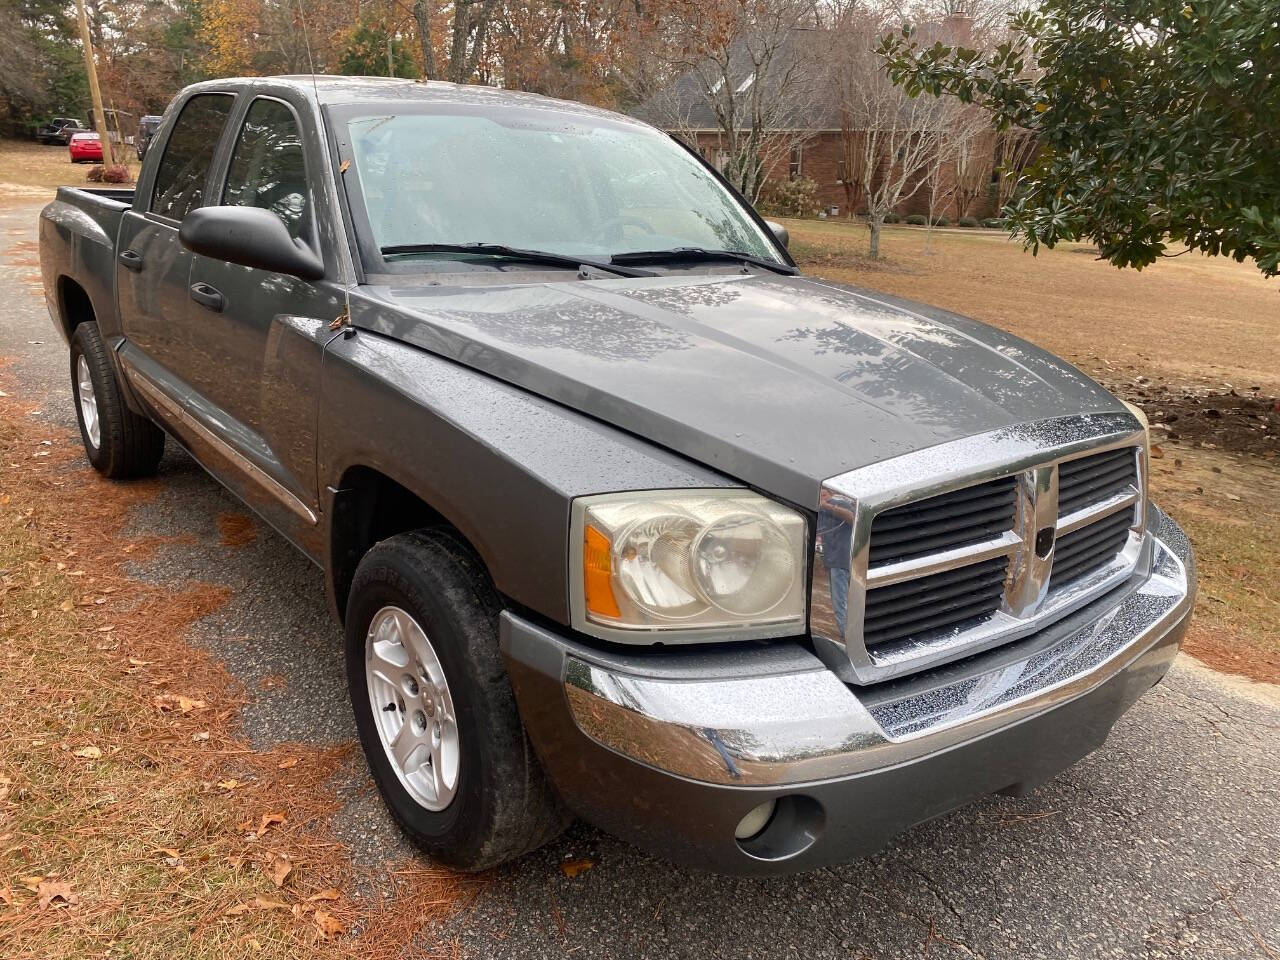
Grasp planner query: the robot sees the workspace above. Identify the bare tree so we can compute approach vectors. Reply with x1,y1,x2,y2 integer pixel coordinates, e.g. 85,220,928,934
831,5,948,258
993,125,1037,213
639,0,823,204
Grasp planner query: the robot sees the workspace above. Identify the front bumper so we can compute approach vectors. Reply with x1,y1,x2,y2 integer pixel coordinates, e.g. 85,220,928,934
503,506,1194,874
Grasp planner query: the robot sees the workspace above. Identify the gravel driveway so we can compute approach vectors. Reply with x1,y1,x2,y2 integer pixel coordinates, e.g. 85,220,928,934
3,200,1278,959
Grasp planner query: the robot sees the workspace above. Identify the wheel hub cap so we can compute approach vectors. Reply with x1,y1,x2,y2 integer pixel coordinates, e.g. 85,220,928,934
76,355,100,450
365,606,459,811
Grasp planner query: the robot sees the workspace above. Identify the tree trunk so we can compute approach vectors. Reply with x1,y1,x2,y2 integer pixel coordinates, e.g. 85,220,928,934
414,0,436,80
868,215,883,259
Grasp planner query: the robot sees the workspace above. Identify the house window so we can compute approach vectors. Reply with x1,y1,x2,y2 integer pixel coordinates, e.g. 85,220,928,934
789,144,803,180
735,74,755,94
836,159,847,183
710,77,725,94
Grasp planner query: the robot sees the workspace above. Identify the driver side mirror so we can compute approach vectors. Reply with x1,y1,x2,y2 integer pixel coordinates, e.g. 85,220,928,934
766,220,790,250
179,206,324,282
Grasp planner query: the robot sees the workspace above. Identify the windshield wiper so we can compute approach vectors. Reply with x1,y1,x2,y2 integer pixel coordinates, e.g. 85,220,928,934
610,247,796,275
379,242,656,278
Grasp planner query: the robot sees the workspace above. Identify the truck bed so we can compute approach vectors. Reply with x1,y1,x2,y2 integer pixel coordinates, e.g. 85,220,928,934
39,186,136,344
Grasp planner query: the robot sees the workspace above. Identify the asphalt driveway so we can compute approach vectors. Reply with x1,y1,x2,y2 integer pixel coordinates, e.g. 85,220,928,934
3,200,1277,959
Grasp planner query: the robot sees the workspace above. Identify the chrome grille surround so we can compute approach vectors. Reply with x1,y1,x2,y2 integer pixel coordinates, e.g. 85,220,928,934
811,412,1149,685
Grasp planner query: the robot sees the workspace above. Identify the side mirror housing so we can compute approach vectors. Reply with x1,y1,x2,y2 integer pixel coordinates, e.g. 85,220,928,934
179,206,324,282
766,220,790,250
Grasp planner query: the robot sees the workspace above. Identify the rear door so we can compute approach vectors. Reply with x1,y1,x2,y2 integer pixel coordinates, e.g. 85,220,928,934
116,92,235,385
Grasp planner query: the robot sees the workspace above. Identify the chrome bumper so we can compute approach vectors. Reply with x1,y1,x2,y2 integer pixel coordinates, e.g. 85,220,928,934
507,505,1193,789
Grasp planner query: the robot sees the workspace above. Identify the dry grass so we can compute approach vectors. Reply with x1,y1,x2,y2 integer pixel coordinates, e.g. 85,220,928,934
0,371,472,958
216,513,259,549
790,218,1280,683
0,138,141,204
785,218,1280,395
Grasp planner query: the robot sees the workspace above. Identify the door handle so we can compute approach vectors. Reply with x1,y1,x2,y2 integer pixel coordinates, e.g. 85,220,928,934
189,282,224,313
118,249,143,272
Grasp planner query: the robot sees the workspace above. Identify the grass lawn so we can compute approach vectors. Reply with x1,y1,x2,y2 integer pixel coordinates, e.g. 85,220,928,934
784,218,1280,395
787,217,1280,683
0,138,142,204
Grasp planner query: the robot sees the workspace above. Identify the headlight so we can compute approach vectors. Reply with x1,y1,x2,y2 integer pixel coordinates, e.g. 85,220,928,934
571,490,807,641
1121,400,1150,453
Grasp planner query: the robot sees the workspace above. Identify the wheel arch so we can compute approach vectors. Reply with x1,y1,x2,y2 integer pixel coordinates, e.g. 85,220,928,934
55,275,97,342
326,464,495,626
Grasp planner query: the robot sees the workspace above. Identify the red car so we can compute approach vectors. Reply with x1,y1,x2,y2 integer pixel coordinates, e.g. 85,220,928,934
68,132,103,163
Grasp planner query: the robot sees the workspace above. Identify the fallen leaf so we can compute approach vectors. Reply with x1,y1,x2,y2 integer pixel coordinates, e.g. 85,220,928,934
306,888,341,903
191,731,209,743
155,694,207,714
257,812,287,836
559,857,597,878
267,855,292,888
246,938,262,952
58,598,74,612
36,880,76,910
72,746,102,760
313,909,346,939
276,757,298,769
0,886,13,905
254,896,289,911
227,854,246,871
21,877,45,893
218,779,242,791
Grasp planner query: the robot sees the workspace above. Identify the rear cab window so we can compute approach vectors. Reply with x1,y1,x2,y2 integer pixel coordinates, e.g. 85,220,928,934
150,93,235,221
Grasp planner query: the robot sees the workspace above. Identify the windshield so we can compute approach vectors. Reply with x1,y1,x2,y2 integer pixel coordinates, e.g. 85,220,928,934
342,108,781,269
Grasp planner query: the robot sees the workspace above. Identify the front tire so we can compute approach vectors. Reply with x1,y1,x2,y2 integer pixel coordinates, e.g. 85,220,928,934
70,322,164,478
345,529,568,871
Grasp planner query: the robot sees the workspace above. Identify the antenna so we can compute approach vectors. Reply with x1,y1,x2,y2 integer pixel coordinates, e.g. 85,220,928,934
293,0,354,331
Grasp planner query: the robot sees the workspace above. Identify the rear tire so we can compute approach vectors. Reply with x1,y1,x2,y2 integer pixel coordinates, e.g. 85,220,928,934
345,528,569,871
70,321,164,479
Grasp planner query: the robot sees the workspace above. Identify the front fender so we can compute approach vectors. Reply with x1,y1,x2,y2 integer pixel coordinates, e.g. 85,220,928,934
318,329,732,626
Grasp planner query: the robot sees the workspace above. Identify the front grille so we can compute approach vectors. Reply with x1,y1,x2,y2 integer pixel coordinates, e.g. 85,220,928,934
1058,448,1138,515
1049,506,1134,589
867,476,1017,567
864,555,1009,649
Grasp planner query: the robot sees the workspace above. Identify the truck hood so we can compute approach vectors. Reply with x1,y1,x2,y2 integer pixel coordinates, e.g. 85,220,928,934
355,273,1126,506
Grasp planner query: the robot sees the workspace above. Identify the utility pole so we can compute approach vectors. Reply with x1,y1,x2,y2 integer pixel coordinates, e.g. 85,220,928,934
74,0,115,167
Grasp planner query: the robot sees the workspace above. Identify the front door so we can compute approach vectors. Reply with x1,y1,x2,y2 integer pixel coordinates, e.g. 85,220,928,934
184,95,335,551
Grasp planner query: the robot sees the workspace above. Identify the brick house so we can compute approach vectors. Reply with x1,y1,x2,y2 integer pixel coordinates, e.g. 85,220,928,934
633,14,1003,221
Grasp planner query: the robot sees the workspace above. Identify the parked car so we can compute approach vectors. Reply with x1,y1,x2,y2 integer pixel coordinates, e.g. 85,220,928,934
38,77,1195,875
136,115,163,160
67,131,103,163
36,117,87,146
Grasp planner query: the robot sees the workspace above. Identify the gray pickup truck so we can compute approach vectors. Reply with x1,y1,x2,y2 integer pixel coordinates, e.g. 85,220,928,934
39,76,1194,875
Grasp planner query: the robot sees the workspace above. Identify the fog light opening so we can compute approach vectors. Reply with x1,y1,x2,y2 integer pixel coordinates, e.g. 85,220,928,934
733,799,777,841
735,794,825,862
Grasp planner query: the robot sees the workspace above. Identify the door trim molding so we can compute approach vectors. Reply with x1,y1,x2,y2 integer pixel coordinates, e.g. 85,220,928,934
121,357,318,526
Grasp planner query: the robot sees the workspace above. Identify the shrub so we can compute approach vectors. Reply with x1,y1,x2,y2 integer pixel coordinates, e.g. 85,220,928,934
958,217,979,228
85,165,104,182
904,214,927,225
882,212,901,224
757,177,821,219
102,165,131,184
982,217,1004,229
930,215,950,227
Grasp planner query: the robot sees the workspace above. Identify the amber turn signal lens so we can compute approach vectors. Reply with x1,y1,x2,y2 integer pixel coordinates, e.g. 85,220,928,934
583,525,621,619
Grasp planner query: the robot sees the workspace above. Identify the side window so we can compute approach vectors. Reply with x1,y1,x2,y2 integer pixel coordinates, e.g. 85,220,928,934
150,94,234,221
222,99,309,239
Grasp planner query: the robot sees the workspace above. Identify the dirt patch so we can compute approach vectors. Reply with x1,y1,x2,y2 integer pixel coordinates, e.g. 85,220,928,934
0,368,472,957
1108,380,1279,459
218,512,259,548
